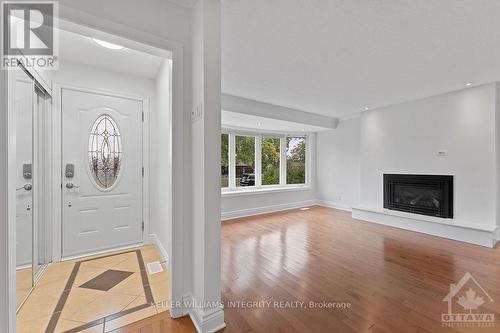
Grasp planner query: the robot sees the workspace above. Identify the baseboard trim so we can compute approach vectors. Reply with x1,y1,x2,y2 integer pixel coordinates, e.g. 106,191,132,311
494,228,500,247
60,242,144,262
317,200,353,212
183,293,226,333
221,199,319,221
148,234,169,268
352,207,498,248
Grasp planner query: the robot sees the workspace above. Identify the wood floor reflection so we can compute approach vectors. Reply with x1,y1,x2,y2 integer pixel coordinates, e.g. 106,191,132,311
221,206,500,333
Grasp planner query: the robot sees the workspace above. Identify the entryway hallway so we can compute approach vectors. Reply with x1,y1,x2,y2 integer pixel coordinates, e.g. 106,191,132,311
16,245,169,332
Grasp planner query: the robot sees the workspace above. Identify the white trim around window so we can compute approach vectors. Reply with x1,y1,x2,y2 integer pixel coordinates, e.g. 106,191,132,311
221,128,310,195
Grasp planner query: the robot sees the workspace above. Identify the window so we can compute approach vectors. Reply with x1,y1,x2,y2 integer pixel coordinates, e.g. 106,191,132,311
286,136,306,185
221,133,229,188
88,114,122,189
261,137,280,185
221,131,308,192
235,135,255,187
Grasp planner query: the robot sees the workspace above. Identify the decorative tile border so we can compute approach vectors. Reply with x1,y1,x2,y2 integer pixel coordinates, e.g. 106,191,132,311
44,249,154,333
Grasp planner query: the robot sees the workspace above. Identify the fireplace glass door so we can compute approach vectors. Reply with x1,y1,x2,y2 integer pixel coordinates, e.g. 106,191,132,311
384,174,453,218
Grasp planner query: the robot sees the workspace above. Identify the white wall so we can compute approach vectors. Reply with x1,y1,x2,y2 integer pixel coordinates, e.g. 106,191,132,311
316,84,499,246
53,61,156,98
317,118,360,210
359,84,497,229
191,0,205,312
151,60,172,265
496,84,500,237
59,0,191,44
222,190,317,219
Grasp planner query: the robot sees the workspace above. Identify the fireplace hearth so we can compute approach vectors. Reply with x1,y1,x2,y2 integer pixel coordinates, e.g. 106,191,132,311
384,174,453,218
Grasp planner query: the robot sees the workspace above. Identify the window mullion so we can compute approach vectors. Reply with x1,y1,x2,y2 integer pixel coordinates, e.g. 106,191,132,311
255,136,262,187
280,137,286,185
306,134,310,186
229,133,236,189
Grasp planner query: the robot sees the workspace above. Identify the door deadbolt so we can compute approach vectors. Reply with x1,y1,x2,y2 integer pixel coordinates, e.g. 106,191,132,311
23,164,32,179
65,164,75,178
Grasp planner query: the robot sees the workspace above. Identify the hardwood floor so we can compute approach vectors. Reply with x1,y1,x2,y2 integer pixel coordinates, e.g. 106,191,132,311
109,312,196,333
118,206,500,332
221,206,500,333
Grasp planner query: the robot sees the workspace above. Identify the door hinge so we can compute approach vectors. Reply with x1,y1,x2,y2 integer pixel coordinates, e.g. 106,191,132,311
142,166,144,177
142,112,144,122
142,221,144,232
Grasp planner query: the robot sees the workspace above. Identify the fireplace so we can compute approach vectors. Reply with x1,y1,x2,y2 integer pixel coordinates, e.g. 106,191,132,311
384,174,453,218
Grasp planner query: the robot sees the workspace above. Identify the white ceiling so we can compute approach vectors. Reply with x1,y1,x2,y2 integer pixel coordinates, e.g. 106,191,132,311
59,29,164,79
167,0,196,8
222,0,500,118
222,111,329,133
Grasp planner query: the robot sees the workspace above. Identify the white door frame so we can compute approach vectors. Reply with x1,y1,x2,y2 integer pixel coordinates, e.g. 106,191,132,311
3,11,186,332
3,66,16,333
52,83,150,261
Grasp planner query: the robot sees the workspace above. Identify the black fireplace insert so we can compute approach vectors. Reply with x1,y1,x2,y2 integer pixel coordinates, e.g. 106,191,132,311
383,174,453,218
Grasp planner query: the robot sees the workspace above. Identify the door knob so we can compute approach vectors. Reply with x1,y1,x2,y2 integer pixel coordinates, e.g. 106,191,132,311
16,184,32,191
66,182,80,189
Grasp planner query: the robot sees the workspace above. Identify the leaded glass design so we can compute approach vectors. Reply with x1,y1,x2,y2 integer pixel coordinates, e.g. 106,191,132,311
88,114,122,189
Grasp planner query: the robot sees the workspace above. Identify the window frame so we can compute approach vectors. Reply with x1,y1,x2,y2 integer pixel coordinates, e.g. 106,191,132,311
260,135,281,186
234,133,256,188
220,133,229,188
88,114,123,191
285,135,308,186
221,128,310,195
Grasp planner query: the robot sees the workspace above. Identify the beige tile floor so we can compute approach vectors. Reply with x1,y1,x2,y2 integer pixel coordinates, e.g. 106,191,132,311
16,245,170,333
16,268,33,309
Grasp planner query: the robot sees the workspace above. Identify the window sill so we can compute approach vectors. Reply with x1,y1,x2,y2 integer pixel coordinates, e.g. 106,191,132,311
221,185,310,197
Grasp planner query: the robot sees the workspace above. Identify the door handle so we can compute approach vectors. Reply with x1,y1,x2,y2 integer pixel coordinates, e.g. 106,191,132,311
66,182,80,189
16,184,32,191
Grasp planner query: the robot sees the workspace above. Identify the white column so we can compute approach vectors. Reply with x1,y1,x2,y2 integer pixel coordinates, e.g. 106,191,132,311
189,0,225,331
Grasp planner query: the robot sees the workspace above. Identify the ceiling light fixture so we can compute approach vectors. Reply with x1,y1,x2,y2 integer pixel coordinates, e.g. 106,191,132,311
364,106,369,111
465,82,473,87
92,38,125,50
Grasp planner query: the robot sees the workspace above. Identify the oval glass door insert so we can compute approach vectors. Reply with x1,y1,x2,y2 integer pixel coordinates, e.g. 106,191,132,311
88,114,122,189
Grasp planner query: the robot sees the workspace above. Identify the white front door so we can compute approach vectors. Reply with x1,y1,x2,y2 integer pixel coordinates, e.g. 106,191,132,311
62,88,143,258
